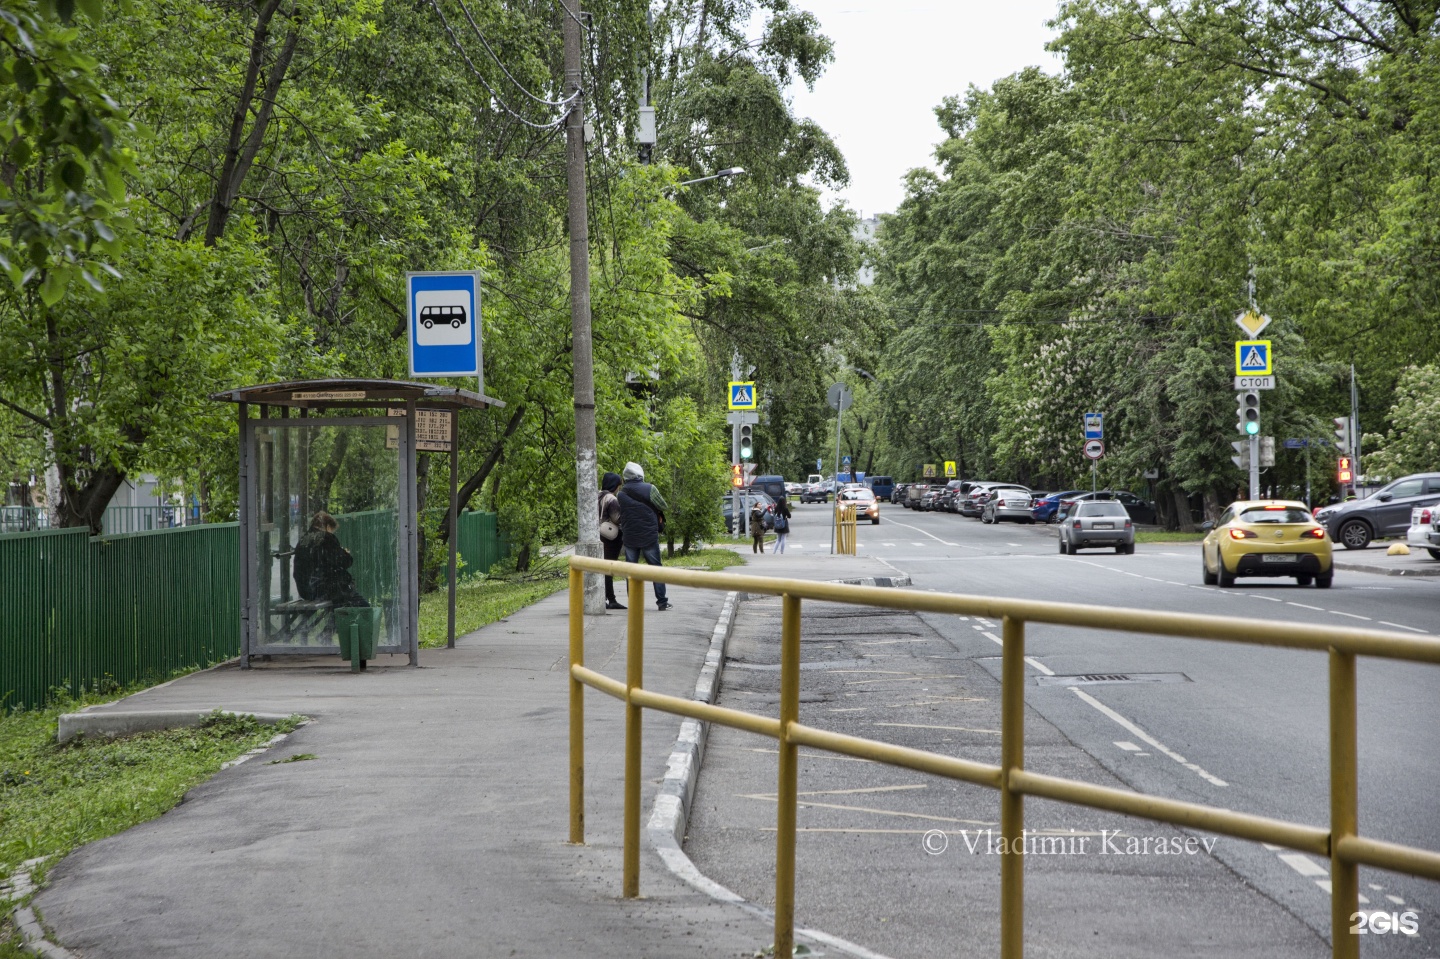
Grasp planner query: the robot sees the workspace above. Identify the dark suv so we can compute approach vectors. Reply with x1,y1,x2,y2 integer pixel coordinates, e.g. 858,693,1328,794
1313,472,1440,549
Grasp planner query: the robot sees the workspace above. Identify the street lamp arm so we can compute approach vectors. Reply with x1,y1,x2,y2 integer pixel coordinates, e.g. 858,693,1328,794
668,167,747,191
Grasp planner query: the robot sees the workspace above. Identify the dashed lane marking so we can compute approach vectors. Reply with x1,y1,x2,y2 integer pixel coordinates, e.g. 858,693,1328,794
1329,610,1371,620
1287,602,1324,611
1380,621,1428,634
1279,853,1328,877
1069,687,1228,787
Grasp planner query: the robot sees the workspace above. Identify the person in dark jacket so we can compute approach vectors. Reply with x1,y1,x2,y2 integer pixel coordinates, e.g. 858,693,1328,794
598,471,625,609
293,511,368,607
616,461,671,610
771,495,792,553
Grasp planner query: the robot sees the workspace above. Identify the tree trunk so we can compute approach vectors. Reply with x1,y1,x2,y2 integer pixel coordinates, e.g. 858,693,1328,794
1170,487,1196,532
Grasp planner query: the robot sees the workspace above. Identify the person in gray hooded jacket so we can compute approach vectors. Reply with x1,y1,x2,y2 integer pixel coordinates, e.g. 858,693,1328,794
616,461,671,610
598,471,625,609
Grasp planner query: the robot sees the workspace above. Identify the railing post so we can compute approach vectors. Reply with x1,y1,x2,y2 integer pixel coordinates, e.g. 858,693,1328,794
775,593,802,957
1001,614,1025,959
623,576,645,898
569,565,585,844
1329,647,1358,959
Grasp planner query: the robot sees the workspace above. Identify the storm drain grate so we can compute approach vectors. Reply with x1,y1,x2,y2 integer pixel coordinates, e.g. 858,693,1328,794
1035,672,1191,687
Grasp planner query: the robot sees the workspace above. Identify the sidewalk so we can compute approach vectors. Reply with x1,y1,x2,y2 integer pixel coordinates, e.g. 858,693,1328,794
29,549,902,959
1330,542,1440,577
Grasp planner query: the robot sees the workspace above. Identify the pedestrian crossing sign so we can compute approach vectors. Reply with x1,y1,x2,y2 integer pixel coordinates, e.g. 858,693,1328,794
1235,340,1272,376
728,381,757,410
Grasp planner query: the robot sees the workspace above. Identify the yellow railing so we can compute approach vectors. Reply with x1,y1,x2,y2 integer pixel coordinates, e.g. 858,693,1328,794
834,503,857,554
566,556,1440,959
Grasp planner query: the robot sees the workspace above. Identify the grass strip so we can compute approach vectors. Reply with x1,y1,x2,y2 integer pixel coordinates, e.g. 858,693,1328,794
0,704,302,893
1135,531,1206,543
417,547,746,648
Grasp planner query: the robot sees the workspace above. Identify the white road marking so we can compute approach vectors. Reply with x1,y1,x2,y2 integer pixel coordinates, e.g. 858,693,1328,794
1329,610,1371,620
1115,741,1142,752
737,794,994,826
883,516,980,549
1024,657,1054,676
1279,853,1328,878
1287,602,1325,611
1262,844,1282,851
911,542,925,547
1387,894,1406,905
1380,621,1428,634
1250,595,1282,602
1068,688,1228,787
981,631,1004,647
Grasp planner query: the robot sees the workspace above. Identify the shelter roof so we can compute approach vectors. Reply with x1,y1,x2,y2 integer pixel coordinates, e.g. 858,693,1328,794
211,379,503,411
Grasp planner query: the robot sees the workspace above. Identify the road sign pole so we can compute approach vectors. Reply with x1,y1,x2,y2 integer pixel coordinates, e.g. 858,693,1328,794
831,402,843,555
1249,432,1260,499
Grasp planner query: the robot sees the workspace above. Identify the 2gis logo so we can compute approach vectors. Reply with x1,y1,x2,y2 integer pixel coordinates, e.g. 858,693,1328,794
1350,909,1419,936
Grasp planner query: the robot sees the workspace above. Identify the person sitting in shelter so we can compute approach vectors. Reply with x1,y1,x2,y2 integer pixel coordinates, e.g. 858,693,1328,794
294,511,368,607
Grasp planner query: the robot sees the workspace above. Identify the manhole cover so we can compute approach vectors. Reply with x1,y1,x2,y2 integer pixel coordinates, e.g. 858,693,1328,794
1035,672,1191,687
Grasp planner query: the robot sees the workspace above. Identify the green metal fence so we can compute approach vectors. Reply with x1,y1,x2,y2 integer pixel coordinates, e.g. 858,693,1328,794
1,524,240,714
456,510,508,579
2,511,509,713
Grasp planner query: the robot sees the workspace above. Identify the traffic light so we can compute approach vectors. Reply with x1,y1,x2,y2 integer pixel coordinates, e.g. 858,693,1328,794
1236,390,1260,436
730,463,744,487
1230,441,1249,469
739,424,754,459
1337,456,1353,485
1333,416,1352,455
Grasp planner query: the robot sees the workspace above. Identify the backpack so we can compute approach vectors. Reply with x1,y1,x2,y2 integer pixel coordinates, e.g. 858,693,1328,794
772,511,788,533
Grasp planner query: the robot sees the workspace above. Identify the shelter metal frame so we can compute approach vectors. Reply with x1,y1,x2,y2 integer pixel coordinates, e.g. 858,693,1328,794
213,379,503,669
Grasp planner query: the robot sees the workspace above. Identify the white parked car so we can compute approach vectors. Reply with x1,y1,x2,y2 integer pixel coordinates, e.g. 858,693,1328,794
1406,504,1440,560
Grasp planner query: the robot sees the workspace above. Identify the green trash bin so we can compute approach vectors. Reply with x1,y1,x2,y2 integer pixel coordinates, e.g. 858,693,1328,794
334,607,381,671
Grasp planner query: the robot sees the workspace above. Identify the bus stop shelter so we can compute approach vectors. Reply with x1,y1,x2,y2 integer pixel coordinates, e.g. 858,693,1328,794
212,379,502,668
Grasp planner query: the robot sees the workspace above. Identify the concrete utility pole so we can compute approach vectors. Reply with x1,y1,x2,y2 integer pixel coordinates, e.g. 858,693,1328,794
562,0,603,615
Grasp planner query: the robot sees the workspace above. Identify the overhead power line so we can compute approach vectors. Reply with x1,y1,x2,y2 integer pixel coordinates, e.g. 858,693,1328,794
452,0,575,107
426,0,578,130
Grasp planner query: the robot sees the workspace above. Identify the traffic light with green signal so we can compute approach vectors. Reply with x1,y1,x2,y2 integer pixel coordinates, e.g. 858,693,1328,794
1236,390,1260,436
739,423,754,459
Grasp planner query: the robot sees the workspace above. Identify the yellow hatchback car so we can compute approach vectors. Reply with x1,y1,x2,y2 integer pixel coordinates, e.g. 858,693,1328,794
1200,500,1333,588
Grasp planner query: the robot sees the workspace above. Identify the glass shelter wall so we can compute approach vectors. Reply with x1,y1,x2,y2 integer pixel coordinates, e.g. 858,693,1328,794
252,421,404,656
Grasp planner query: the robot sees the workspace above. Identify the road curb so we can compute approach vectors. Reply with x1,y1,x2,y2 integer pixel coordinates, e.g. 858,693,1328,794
1333,560,1440,577
56,709,296,744
645,575,910,959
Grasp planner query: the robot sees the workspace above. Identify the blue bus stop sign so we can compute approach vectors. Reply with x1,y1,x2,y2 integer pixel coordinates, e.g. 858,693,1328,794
408,271,482,378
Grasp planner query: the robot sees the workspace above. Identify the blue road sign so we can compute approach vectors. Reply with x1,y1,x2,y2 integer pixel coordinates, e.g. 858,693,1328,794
816,458,822,470
842,455,851,467
728,381,757,410
1083,412,1103,440
1235,340,1272,375
408,271,481,378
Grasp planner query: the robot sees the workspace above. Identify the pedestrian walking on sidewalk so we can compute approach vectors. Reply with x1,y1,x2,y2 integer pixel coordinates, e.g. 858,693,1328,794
617,461,672,611
598,471,625,609
750,501,767,553
771,496,792,553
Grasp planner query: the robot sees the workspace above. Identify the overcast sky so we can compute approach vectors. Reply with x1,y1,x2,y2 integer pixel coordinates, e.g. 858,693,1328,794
784,1,1064,218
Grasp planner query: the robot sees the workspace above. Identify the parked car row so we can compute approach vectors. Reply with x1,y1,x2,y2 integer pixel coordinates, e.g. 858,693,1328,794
1314,472,1440,550
889,479,1158,528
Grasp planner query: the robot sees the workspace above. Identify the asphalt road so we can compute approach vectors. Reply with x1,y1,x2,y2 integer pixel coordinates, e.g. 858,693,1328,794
686,500,1440,958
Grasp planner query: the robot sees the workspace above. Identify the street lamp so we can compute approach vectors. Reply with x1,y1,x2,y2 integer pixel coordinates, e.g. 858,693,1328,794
668,167,746,191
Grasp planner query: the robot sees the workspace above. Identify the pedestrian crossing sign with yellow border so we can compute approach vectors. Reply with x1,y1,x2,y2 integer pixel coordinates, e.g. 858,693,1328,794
728,381,757,410
1235,340,1272,376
